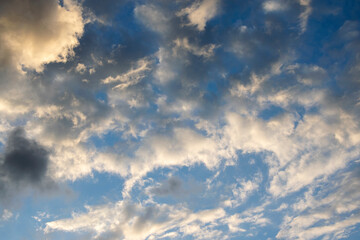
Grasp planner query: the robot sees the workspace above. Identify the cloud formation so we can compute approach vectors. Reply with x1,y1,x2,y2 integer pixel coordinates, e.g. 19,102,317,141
45,201,226,240
0,127,53,204
177,0,219,31
0,0,359,239
0,0,84,72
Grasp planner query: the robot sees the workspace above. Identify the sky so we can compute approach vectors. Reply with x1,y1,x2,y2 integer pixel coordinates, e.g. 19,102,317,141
0,0,359,239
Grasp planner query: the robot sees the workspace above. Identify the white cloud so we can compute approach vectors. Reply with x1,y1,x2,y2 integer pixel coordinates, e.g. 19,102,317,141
263,1,287,12
223,212,270,233
277,169,360,239
173,38,218,58
177,0,219,31
45,201,226,239
223,112,297,168
102,58,152,90
226,65,360,198
273,203,288,212
223,172,262,207
75,63,86,74
122,127,226,196
0,0,84,72
1,209,13,221
154,48,177,84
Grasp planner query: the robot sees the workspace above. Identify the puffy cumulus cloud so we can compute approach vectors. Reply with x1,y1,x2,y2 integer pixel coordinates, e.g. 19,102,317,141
0,0,84,72
44,200,226,240
177,0,219,31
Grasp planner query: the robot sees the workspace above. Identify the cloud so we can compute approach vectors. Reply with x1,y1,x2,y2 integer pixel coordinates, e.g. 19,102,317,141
0,0,84,72
223,172,263,207
298,0,312,33
2,127,48,182
134,4,169,33
263,1,287,12
147,176,183,197
0,1,359,239
121,127,226,196
1,209,13,221
44,200,226,239
102,58,152,90
277,168,360,239
177,0,219,31
75,63,87,74
173,38,218,58
0,127,56,204
223,212,270,233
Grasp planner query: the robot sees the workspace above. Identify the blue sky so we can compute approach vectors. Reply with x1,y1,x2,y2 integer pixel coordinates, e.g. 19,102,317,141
0,0,360,239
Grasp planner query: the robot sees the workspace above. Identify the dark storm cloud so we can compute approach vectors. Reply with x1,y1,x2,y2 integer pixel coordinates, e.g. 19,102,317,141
2,127,49,183
0,127,55,204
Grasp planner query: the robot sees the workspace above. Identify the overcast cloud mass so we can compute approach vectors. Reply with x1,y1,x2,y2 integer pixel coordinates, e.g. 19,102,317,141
0,0,360,239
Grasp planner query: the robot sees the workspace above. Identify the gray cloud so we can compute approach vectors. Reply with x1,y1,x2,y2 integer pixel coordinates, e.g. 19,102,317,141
0,127,56,205
148,176,183,196
2,127,49,183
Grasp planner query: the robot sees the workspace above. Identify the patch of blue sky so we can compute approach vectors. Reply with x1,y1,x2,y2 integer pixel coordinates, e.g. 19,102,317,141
258,105,286,120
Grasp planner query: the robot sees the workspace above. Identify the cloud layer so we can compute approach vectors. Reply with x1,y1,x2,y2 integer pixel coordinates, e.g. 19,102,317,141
0,0,359,239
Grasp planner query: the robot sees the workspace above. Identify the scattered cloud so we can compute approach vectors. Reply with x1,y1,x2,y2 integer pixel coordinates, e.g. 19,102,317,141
0,1,359,239
102,58,152,90
0,0,84,72
177,0,219,31
1,209,13,221
45,201,226,240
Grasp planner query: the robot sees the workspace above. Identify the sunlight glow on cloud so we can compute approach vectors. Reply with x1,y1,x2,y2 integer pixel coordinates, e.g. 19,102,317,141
0,0,84,72
0,0,359,239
